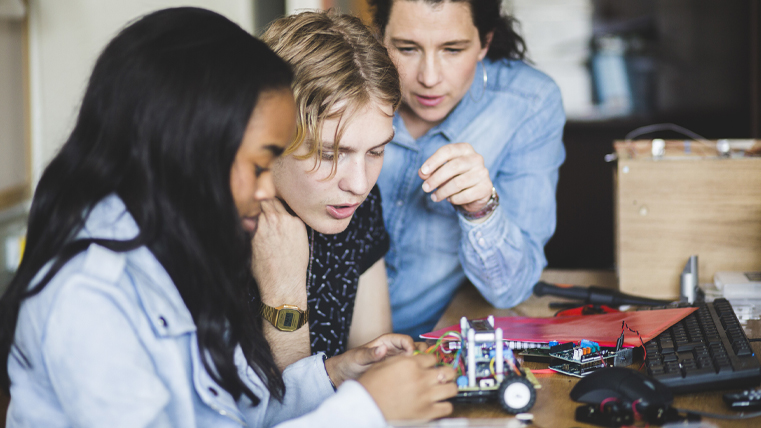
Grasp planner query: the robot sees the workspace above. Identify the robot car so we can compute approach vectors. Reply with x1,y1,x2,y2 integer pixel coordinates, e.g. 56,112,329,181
432,316,537,414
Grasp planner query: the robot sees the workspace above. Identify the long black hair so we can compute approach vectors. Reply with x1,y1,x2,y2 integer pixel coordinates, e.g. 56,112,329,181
0,7,292,404
368,0,527,61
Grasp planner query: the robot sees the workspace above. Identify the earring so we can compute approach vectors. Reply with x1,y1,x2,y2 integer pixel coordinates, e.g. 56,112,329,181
469,60,488,103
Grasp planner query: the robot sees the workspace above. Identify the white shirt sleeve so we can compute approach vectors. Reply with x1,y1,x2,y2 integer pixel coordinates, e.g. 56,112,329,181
258,354,385,428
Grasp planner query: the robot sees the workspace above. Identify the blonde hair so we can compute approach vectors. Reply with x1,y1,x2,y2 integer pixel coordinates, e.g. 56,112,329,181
262,11,401,174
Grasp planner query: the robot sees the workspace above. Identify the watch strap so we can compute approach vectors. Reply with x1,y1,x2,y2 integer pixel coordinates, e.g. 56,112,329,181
455,186,499,221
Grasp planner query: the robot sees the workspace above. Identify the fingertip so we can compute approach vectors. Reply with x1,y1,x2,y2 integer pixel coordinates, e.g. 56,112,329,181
414,341,428,352
420,164,429,175
374,344,387,358
403,343,415,356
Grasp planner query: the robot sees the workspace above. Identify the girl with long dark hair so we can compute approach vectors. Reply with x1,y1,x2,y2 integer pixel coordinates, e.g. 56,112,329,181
0,7,455,426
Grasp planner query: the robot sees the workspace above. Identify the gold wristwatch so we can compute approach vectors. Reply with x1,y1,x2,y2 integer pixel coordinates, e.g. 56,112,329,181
260,302,309,332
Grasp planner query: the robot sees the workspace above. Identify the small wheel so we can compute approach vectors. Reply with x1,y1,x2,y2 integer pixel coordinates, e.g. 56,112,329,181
497,376,536,414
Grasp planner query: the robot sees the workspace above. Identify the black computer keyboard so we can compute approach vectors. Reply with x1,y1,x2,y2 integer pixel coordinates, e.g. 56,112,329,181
643,298,761,393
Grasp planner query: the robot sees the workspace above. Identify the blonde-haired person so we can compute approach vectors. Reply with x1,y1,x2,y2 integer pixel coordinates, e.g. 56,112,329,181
254,11,405,369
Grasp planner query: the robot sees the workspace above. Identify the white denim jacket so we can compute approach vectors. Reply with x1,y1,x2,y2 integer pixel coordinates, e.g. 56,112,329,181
7,195,385,427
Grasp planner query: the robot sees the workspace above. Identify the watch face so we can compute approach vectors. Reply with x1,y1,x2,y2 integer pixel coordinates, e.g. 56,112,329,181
276,308,301,332
283,311,294,328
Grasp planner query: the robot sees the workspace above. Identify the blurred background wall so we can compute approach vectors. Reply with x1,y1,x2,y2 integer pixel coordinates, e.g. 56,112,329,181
1,0,760,291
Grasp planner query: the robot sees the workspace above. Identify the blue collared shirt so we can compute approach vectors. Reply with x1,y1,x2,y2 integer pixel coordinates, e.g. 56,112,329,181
379,58,566,337
7,195,385,428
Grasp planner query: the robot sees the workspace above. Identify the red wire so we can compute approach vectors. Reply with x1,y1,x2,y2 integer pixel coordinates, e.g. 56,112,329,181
621,321,647,370
631,398,643,420
600,397,620,411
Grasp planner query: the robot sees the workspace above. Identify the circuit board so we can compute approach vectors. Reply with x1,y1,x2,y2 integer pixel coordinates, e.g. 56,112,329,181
547,341,633,377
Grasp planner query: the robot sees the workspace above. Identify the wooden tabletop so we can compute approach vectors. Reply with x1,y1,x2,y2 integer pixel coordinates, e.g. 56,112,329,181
411,269,761,428
3,269,759,427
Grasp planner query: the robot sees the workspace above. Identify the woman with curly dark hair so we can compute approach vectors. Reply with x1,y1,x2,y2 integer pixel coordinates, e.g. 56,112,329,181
369,0,567,337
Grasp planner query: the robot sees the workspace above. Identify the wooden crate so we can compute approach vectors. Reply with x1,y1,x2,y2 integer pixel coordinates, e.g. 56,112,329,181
614,140,761,299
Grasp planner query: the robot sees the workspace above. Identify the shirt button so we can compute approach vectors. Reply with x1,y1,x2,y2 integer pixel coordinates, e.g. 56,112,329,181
475,231,482,239
478,238,486,247
158,316,168,327
396,200,404,207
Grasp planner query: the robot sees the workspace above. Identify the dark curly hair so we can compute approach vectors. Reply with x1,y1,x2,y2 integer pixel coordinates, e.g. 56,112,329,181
368,0,527,61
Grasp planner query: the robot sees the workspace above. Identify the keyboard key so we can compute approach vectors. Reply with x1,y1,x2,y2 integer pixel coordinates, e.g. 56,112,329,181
659,341,675,354
733,342,752,357
658,370,684,381
705,335,722,346
697,358,714,371
676,341,703,352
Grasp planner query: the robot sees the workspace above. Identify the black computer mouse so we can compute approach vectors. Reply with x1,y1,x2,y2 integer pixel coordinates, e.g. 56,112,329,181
570,367,673,411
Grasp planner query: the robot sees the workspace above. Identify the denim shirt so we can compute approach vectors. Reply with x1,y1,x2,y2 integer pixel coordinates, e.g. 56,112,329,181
7,195,385,428
378,58,566,336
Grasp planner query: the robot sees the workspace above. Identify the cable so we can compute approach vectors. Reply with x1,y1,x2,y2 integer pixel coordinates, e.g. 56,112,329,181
622,123,722,160
748,338,761,342
675,408,761,420
624,123,708,142
451,348,463,376
621,321,647,369
599,397,621,413
425,330,461,355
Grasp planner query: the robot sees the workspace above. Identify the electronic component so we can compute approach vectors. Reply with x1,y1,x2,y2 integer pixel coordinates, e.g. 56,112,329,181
468,316,496,342
547,340,633,377
723,388,761,411
575,403,633,427
429,316,538,414
714,271,761,299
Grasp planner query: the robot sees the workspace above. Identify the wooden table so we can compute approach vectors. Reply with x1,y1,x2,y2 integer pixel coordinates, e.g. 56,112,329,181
4,269,759,427
410,269,761,428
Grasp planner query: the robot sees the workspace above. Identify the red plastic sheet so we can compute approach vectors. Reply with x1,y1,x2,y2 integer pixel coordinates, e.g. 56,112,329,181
421,307,698,348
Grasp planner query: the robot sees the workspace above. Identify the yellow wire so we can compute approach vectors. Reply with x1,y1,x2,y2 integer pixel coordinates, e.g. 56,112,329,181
426,330,461,354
